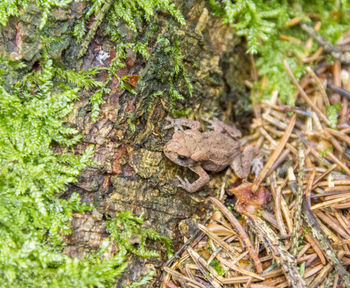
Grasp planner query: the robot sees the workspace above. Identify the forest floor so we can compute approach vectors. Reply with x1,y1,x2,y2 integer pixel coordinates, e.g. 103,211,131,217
162,27,350,288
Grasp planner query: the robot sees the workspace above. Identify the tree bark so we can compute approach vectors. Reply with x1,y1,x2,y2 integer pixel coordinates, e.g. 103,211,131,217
1,1,252,286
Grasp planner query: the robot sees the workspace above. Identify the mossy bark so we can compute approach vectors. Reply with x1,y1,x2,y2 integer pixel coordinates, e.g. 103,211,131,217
1,1,252,286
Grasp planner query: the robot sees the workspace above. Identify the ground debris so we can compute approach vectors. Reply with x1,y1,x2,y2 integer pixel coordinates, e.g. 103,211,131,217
163,26,350,288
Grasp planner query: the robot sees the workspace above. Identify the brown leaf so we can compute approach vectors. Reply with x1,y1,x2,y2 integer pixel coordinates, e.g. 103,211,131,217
124,75,140,88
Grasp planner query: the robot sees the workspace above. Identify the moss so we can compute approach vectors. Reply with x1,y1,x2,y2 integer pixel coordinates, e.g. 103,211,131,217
210,0,350,105
209,259,225,276
73,0,187,122
327,103,342,129
0,0,73,28
107,211,173,258
0,56,120,286
132,31,194,126
147,34,193,114
0,0,181,286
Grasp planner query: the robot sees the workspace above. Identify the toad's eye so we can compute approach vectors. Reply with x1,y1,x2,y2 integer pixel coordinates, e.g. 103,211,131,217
178,155,189,161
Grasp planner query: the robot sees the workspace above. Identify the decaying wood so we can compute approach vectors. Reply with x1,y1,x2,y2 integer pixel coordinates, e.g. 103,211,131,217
56,1,252,286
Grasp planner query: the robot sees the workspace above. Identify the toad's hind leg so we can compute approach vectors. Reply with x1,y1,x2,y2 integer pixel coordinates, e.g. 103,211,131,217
231,145,263,179
176,165,210,193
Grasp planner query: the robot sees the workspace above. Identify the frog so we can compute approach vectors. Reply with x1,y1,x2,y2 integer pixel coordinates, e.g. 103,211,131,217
163,117,263,192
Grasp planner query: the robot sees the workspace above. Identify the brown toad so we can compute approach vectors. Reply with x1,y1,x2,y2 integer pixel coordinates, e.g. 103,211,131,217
164,117,262,192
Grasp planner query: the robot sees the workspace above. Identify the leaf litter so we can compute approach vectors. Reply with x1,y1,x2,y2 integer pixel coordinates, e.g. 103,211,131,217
162,20,350,288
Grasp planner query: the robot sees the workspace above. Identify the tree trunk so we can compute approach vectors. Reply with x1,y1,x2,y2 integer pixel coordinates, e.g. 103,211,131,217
1,1,252,286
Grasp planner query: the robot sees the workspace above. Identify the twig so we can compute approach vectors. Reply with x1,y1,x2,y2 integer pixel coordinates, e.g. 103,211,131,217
312,164,337,188
246,215,306,288
304,233,326,265
163,229,204,268
270,176,287,236
305,168,316,206
311,197,348,210
327,83,350,100
243,277,252,288
300,22,350,64
252,114,296,192
302,198,350,287
197,224,240,257
291,144,305,256
284,60,330,126
306,67,330,106
187,248,221,288
215,255,264,280
304,263,323,278
219,276,259,285
302,47,324,63
315,211,350,239
77,0,114,58
297,243,311,260
325,128,350,148
324,151,350,176
163,280,180,288
208,197,263,273
334,211,350,239
163,267,208,288
295,130,332,166
266,149,290,177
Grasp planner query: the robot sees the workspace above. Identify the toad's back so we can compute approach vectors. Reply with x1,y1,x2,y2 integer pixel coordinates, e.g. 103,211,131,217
200,131,240,172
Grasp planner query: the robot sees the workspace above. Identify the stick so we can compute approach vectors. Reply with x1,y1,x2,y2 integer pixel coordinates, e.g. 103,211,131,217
291,144,305,256
284,60,330,126
208,197,263,273
300,22,350,64
252,114,296,192
302,198,350,287
246,215,306,288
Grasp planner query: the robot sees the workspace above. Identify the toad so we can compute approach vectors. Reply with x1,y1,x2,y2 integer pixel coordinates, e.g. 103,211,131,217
164,117,263,192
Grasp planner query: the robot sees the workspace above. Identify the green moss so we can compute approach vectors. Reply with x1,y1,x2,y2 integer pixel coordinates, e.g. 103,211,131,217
0,55,172,287
0,56,132,287
209,259,225,276
210,0,350,105
327,103,342,129
1,0,186,122
72,0,186,122
107,211,173,259
146,34,193,115
254,38,306,105
0,56,169,281
0,0,73,28
0,0,182,286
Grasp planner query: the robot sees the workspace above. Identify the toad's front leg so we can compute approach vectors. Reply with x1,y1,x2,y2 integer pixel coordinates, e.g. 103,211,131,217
164,117,201,132
231,145,263,179
176,165,210,193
